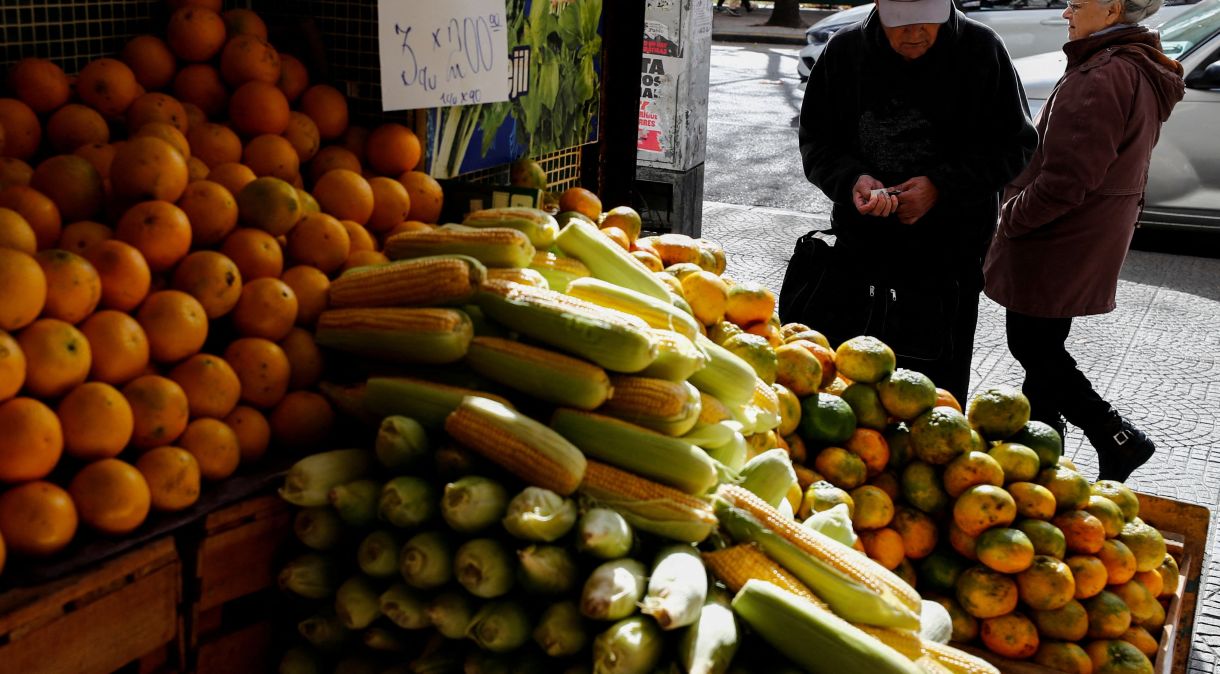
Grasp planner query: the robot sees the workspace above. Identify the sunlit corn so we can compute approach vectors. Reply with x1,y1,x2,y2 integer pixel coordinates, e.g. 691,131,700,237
465,336,613,410
328,255,486,308
315,307,473,364
385,225,535,268
579,459,718,543
601,375,703,436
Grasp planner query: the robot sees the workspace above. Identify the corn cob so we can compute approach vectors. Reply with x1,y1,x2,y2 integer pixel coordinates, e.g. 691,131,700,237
474,279,658,373
751,378,782,430
554,219,673,303
601,376,702,437
919,641,1000,674
328,255,486,308
364,376,513,428
485,267,548,289
551,409,718,495
702,544,819,602
444,396,587,495
689,335,761,406
697,391,734,424
917,656,958,674
638,329,708,381
565,277,701,341
579,460,717,543
731,580,923,674
529,252,591,292
464,336,612,411
462,207,559,247
315,308,472,364
385,225,535,268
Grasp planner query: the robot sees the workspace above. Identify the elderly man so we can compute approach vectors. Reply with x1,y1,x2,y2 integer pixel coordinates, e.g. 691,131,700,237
797,0,1038,404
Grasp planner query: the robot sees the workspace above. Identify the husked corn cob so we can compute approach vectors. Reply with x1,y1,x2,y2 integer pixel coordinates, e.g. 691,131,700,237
689,335,761,406
529,252,591,292
555,219,673,303
565,277,701,341
917,656,958,674
552,408,718,495
462,207,559,247
364,376,513,428
638,329,708,382
385,225,535,268
315,308,472,364
328,255,486,308
858,626,925,662
485,267,549,289
697,391,734,424
601,376,702,437
474,280,658,373
444,396,587,495
702,544,819,602
919,641,1000,674
464,336,612,411
579,460,717,543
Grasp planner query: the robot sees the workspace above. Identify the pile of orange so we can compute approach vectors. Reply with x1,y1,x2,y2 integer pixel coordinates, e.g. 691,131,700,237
0,0,447,575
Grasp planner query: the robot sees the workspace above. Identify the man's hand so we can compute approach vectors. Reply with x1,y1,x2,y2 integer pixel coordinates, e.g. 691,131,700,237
852,174,898,217
892,176,939,225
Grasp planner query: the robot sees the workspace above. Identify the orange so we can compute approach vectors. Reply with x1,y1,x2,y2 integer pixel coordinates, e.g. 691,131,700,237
185,156,210,182
980,612,1039,660
136,446,201,512
342,251,390,273
0,99,41,160
232,277,298,341
0,481,77,556
84,240,151,312
0,207,37,253
632,250,663,272
341,125,370,163
188,123,242,169
1084,495,1126,538
681,270,729,326
224,337,290,408
283,111,321,163
74,143,118,180
111,137,190,204
366,176,412,234
30,155,105,224
300,84,349,140
341,220,377,254
1111,579,1160,628
0,157,34,188
123,375,190,449
1053,510,1106,555
132,121,191,159
0,330,25,401
1118,519,1168,573
121,35,177,90
287,212,350,274
173,250,243,319
724,281,776,328
844,428,890,477
313,169,374,225
858,527,904,570
224,405,271,462
1034,642,1092,674
889,505,937,559
1068,554,1110,599
366,123,421,175
0,397,63,482
169,353,242,419
948,520,979,560
269,390,335,451
1036,465,1092,512
1133,569,1163,598
173,64,229,118
243,133,299,181
849,485,894,530
116,199,192,272
1098,539,1138,586
1031,598,1089,641
219,34,280,86
1084,590,1133,639
954,484,1017,537
279,327,324,390
308,146,362,184
229,81,290,136
558,187,602,221
179,417,241,480
281,265,330,326
58,221,113,255
1120,626,1160,657
18,319,91,398
236,176,302,236
46,104,110,153
181,103,206,133
137,290,209,363
76,58,141,119
1016,554,1076,610
943,450,1005,498
8,58,70,113
277,54,310,103
0,248,47,331
386,220,434,238
167,6,227,63
398,171,444,223
0,184,62,250
68,458,151,536
956,565,1019,619
35,249,102,324
80,310,149,385
178,180,238,248
207,162,257,196
1010,481,1058,520
813,446,868,490
57,382,134,461
977,527,1036,574
126,93,189,134
220,227,284,280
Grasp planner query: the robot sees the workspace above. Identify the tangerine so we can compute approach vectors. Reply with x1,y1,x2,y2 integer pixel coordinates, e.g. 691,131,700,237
68,458,151,535
79,310,149,385
57,382,134,461
136,446,201,512
0,481,77,556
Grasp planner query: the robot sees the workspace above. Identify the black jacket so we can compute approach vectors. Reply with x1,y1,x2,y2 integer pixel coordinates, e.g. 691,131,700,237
799,7,1038,285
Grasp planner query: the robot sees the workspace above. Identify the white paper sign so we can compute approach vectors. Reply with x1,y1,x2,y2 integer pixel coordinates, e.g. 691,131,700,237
378,0,511,111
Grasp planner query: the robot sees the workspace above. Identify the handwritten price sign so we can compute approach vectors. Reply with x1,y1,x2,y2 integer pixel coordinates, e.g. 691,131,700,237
378,0,510,111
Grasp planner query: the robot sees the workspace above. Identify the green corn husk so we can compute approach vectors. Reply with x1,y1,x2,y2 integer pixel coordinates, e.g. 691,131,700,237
703,430,749,473
455,538,516,599
641,545,708,630
364,626,412,652
379,476,439,528
329,479,381,527
358,530,402,578
279,553,340,599
678,590,738,674
581,559,647,621
638,329,708,382
297,610,349,652
803,503,858,548
576,508,634,560
467,601,532,653
441,476,510,533
376,415,430,469
379,582,431,630
428,591,476,639
280,449,373,506
334,656,381,674
400,531,454,589
517,545,580,595
737,449,797,509
294,506,344,551
502,487,578,542
318,381,377,426
410,649,465,674
592,616,664,674
279,645,324,674
335,575,382,629
534,601,588,657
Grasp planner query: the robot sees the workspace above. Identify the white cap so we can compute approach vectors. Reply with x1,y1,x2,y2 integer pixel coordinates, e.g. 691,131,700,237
876,0,951,27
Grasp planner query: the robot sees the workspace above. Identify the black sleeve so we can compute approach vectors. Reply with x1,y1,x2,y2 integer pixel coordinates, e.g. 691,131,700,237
798,33,870,207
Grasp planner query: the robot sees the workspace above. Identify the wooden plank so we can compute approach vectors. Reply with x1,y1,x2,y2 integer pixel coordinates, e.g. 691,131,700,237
193,621,272,674
193,496,292,614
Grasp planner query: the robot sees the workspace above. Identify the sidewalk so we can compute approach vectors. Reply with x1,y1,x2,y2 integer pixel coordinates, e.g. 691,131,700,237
711,2,840,44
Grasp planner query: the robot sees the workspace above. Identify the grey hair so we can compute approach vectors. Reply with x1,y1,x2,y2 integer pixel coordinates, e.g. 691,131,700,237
1096,0,1163,23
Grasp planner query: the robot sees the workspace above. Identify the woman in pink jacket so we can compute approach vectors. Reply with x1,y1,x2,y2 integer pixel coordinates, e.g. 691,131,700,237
983,0,1184,482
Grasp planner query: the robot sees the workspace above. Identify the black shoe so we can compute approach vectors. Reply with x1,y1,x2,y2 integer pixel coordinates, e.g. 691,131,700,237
1086,416,1155,482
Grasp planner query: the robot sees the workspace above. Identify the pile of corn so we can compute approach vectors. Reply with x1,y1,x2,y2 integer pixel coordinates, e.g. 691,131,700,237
274,209,997,673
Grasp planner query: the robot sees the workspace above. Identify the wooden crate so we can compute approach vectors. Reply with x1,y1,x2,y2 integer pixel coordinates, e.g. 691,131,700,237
0,537,182,674
956,492,1209,674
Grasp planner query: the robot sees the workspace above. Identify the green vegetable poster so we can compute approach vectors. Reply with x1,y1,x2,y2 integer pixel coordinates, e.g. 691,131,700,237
423,0,604,178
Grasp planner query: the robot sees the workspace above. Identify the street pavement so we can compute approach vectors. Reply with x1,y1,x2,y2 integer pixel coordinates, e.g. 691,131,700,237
699,13,1220,673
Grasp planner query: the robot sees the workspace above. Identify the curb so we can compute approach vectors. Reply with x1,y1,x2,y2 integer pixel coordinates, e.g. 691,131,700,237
712,31,807,45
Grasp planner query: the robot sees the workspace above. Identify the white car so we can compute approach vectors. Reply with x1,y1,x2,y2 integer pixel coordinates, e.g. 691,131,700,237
795,0,1200,81
1015,0,1220,230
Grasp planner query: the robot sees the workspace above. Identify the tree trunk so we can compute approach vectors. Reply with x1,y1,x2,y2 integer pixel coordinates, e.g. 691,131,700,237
766,0,806,28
